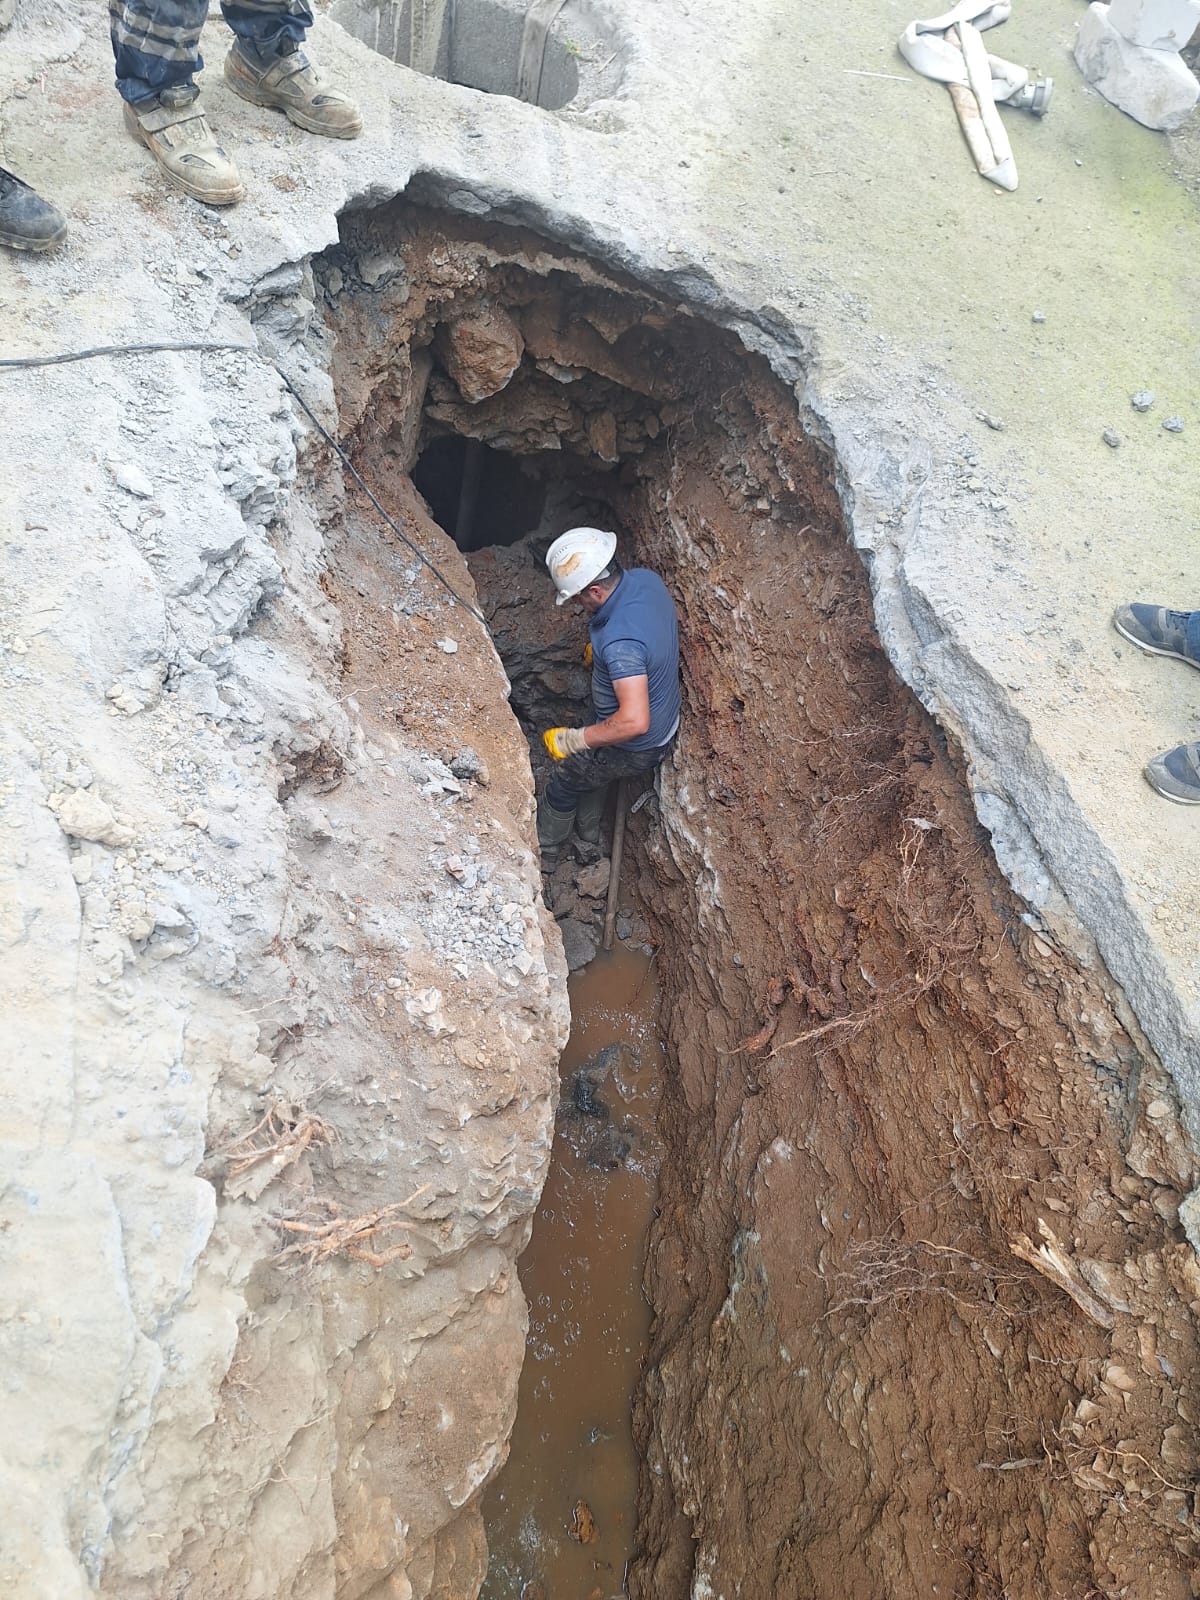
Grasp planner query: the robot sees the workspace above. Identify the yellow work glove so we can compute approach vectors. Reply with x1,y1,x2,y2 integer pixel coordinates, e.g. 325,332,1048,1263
542,726,589,761
583,641,593,667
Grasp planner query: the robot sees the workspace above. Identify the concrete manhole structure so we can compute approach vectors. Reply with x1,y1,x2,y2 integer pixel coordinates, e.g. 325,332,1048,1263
328,0,625,109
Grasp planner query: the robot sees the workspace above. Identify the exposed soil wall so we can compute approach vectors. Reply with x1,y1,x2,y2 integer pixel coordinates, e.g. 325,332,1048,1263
321,203,1200,1599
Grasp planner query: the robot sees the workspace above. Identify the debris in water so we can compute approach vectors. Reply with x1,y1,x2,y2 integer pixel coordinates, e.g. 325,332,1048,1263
570,1499,599,1543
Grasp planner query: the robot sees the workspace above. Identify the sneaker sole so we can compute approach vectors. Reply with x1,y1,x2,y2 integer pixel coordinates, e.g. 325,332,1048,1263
1113,616,1200,670
1145,771,1200,800
224,64,363,139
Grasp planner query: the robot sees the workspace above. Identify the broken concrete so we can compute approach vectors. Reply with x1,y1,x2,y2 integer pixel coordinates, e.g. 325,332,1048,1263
1076,0,1200,129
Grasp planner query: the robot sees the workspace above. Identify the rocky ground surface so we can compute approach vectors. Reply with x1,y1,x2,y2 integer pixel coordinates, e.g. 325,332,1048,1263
2,0,1199,1597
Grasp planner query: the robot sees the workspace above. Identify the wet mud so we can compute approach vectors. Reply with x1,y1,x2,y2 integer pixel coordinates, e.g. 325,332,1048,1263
481,944,663,1600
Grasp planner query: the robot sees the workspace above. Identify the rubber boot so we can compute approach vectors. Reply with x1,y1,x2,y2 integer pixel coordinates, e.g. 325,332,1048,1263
0,167,67,251
536,797,576,871
575,785,607,845
224,39,363,138
124,86,244,206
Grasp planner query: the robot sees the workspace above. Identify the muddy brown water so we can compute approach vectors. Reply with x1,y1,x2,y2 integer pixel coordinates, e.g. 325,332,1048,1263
481,942,663,1600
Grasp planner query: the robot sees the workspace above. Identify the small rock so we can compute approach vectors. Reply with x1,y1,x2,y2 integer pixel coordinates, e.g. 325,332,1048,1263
1031,311,1046,323
1162,415,1184,433
615,909,633,940
1103,1362,1136,1393
57,788,134,848
569,1499,599,1543
1102,428,1121,448
975,410,1005,431
576,859,611,899
444,855,467,880
587,1125,633,1170
437,638,459,654
184,809,209,830
449,746,485,783
1131,389,1155,412
107,460,154,498
1146,1098,1171,1120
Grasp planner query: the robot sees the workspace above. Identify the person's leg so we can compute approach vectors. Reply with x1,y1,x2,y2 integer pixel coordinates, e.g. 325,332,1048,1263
109,0,208,103
221,0,362,138
111,0,245,204
220,0,311,55
539,742,670,868
574,785,608,844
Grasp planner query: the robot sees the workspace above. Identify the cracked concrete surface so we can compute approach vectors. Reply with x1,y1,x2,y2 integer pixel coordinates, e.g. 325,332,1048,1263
1,0,1199,1589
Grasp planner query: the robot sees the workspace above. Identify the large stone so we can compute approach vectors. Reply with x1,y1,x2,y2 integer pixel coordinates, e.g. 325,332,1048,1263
1108,0,1200,48
558,915,599,971
434,306,525,403
1075,3,1200,129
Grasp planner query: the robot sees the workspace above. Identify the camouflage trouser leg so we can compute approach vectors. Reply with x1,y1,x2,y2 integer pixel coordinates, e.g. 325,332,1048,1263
110,0,313,103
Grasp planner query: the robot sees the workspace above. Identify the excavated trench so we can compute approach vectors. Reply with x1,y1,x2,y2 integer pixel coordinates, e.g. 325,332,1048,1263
313,200,1200,1599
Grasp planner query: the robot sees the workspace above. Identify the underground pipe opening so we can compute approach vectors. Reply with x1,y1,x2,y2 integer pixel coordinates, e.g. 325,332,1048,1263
309,200,1200,1600
327,0,626,110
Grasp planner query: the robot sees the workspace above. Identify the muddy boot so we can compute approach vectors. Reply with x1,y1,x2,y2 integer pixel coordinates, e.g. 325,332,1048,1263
123,87,244,206
0,168,67,251
574,785,608,845
536,797,576,871
224,39,363,138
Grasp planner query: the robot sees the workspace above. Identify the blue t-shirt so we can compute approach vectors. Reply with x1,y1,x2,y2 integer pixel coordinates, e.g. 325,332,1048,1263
589,569,681,752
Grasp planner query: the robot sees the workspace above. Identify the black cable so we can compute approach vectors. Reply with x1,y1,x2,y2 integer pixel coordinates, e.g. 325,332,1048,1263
0,339,255,368
273,368,486,624
0,339,488,626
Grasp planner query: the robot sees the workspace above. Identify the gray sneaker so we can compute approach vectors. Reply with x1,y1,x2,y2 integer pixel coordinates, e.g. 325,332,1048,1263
1112,603,1200,668
1145,741,1200,804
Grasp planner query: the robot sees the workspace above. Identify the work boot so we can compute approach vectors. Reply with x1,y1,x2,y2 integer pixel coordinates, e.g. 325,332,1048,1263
1113,603,1200,669
575,785,608,845
536,797,576,871
1144,741,1200,805
0,167,67,251
124,86,244,206
224,38,363,138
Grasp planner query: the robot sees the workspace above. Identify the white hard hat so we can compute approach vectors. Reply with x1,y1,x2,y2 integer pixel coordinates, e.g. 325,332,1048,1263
545,527,618,606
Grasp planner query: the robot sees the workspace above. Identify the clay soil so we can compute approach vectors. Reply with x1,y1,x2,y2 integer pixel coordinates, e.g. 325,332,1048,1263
319,204,1200,1600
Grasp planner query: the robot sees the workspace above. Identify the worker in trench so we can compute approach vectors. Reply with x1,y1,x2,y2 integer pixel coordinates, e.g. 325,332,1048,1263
538,528,681,871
